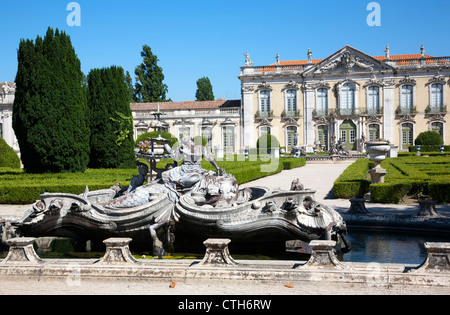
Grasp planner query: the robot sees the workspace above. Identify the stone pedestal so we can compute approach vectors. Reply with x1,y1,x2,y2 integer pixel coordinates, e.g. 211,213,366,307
410,243,450,272
416,200,441,217
99,238,139,265
197,239,237,266
1,237,44,264
368,165,388,184
300,240,346,269
347,198,372,215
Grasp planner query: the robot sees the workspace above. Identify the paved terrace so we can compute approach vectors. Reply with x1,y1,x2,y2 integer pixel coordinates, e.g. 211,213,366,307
1,161,450,295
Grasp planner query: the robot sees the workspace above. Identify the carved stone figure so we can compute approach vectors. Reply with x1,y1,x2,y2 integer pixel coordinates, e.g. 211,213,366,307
7,137,351,255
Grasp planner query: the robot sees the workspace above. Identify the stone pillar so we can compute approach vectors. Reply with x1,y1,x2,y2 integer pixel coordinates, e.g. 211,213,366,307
416,200,441,217
347,198,372,215
299,240,347,269
1,237,44,264
242,86,255,150
409,243,450,272
303,87,315,152
383,84,395,143
99,238,139,265
196,238,237,267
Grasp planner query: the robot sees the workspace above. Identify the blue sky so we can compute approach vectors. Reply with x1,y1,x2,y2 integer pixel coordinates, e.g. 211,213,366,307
1,0,450,102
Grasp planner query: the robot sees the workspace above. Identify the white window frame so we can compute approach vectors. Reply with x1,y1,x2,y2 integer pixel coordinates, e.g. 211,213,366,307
285,89,297,113
259,90,271,113
400,84,415,111
315,88,328,116
366,86,380,114
430,83,444,109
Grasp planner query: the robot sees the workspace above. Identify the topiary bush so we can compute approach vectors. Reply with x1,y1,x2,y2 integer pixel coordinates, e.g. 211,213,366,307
415,131,443,146
256,134,280,154
135,131,178,148
0,138,21,168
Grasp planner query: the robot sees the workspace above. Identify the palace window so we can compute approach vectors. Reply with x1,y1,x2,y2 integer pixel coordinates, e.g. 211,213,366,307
430,84,444,110
201,126,212,149
367,86,380,114
179,126,191,140
340,83,355,115
317,125,329,151
286,126,297,151
316,88,328,116
401,85,414,112
431,122,444,138
259,126,271,137
223,127,235,153
401,123,414,146
368,124,380,141
286,90,297,113
259,91,271,114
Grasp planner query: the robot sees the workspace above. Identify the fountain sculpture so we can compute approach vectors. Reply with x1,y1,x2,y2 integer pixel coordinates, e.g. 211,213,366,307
5,109,351,256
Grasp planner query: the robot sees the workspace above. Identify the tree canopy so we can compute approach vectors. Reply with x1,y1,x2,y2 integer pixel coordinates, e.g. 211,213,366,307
134,45,170,103
87,66,136,169
195,76,215,101
13,27,90,173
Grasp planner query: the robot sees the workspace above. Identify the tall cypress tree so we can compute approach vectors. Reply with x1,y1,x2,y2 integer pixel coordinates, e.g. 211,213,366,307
13,27,90,173
87,66,135,169
134,45,170,102
195,76,215,101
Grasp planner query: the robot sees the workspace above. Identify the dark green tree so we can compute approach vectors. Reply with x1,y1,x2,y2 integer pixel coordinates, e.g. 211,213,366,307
415,131,443,146
13,27,90,173
87,66,136,169
124,70,137,102
134,45,170,102
195,76,215,101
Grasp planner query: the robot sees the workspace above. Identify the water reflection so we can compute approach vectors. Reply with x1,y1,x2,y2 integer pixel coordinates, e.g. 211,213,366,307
344,229,450,264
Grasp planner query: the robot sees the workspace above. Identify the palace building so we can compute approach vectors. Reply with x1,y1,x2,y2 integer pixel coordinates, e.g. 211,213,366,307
239,45,449,153
3,45,449,158
131,99,241,155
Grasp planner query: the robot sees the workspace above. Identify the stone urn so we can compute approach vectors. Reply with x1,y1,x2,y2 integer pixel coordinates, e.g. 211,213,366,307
365,140,390,185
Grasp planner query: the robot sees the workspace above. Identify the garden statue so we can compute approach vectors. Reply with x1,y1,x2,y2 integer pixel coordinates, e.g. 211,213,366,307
5,136,351,256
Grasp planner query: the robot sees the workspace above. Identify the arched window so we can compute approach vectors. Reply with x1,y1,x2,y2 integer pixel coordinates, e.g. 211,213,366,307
259,126,271,137
317,125,329,151
401,85,414,111
401,123,414,147
286,90,297,113
340,83,355,115
430,84,444,110
316,88,328,116
431,122,444,138
368,124,380,141
259,91,271,114
367,86,380,114
286,126,297,151
201,126,213,149
223,126,235,153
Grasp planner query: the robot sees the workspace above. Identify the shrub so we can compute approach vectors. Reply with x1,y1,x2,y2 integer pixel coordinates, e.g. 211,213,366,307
333,159,371,198
256,134,280,154
370,182,412,204
0,138,21,169
415,131,443,146
135,131,178,148
429,179,450,203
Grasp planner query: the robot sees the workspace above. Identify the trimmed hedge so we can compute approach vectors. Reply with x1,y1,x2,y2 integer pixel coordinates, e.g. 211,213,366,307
0,138,20,169
333,158,371,198
335,156,450,203
0,157,307,204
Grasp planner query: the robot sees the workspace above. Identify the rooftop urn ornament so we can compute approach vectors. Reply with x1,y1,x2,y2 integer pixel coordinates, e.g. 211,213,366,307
420,45,426,58
276,53,280,65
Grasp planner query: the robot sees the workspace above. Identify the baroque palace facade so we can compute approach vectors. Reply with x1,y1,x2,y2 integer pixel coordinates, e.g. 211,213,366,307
239,45,450,153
